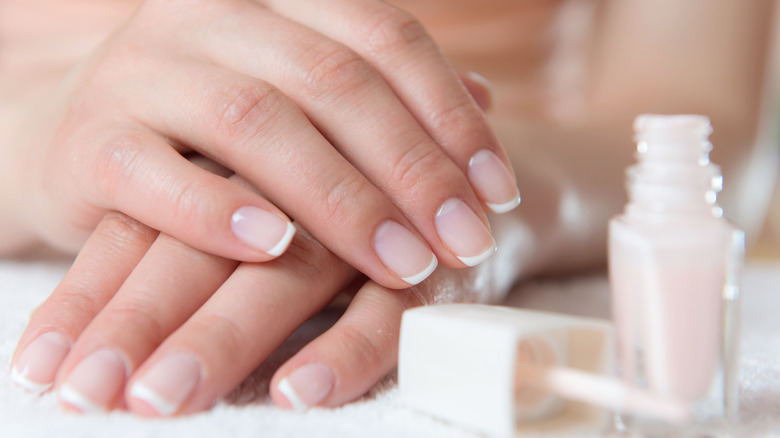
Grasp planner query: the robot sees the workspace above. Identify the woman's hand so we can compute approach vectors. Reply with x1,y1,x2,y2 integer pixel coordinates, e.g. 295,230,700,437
10,210,521,414
6,0,519,288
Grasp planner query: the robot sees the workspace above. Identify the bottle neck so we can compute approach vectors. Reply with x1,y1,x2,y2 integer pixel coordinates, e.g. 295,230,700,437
624,115,723,221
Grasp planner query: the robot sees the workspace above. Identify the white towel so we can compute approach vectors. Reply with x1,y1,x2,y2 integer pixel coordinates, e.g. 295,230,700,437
1,255,779,437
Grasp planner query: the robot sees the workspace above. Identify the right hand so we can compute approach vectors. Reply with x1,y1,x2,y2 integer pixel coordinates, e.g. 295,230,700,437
11,210,519,415
10,0,520,288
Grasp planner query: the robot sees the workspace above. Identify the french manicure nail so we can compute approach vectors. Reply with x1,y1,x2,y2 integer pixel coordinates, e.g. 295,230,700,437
278,363,334,412
10,332,70,394
468,149,521,214
373,220,438,285
435,198,496,267
465,71,495,112
59,349,126,413
129,354,201,416
231,206,296,256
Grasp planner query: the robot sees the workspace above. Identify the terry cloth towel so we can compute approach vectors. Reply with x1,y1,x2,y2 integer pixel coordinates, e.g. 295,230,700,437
1,254,779,437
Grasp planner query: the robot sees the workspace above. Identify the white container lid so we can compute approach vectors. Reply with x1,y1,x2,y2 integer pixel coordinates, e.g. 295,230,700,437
398,304,614,437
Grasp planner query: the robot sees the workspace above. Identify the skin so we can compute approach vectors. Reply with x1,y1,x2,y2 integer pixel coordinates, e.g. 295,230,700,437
3,0,776,416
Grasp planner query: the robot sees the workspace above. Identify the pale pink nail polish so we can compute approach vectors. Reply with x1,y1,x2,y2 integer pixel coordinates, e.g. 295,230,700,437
278,363,334,412
59,349,126,413
10,332,70,394
231,206,296,256
608,115,743,434
129,354,201,416
435,198,496,267
468,149,521,214
373,220,438,285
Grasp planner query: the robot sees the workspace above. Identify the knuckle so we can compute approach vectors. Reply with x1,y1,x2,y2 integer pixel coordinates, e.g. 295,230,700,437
427,97,478,134
362,7,430,56
303,43,372,100
314,172,372,226
34,283,103,324
389,141,445,194
214,82,286,148
107,301,166,346
196,314,249,363
277,230,339,281
94,134,148,203
98,212,158,248
167,178,208,226
336,325,386,371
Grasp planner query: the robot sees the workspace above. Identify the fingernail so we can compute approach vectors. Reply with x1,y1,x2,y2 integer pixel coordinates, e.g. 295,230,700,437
468,149,521,214
465,71,495,112
435,198,496,267
59,349,126,413
10,332,70,394
129,354,201,416
278,363,334,412
373,220,438,285
231,206,296,256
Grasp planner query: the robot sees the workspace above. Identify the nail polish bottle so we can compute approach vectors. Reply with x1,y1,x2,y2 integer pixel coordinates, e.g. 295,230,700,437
399,304,686,437
608,115,744,436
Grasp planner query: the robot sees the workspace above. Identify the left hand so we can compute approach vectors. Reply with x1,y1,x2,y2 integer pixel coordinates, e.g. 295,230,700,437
10,210,514,415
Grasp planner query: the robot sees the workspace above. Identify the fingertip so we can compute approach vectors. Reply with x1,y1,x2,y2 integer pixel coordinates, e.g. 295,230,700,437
272,281,408,410
486,196,521,214
230,206,296,258
460,71,495,113
266,221,297,257
373,220,438,287
272,362,335,412
126,353,202,417
467,149,521,215
401,254,438,286
126,392,166,417
10,331,71,396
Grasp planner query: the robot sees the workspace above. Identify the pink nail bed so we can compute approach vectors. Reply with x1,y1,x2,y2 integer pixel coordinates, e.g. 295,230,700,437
278,363,334,412
231,206,296,256
129,354,201,416
467,149,521,214
373,220,437,285
435,198,496,267
10,332,70,394
59,349,126,413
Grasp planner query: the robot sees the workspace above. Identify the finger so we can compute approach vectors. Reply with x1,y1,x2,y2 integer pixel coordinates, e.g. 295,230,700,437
125,227,356,416
262,0,521,213
53,233,238,413
194,5,498,267
9,213,157,395
269,279,422,410
458,71,495,113
124,61,440,289
131,4,498,281
78,129,296,262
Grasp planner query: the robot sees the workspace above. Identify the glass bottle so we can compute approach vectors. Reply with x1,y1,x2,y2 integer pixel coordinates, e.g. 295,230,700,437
608,114,744,436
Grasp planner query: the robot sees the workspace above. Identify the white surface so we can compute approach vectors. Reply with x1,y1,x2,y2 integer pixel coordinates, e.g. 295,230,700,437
1,255,779,437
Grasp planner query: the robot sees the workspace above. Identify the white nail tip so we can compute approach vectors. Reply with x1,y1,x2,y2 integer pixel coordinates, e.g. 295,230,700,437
129,383,178,416
59,384,106,413
457,243,497,267
278,378,308,412
402,254,438,286
486,196,521,214
10,367,51,394
267,222,296,257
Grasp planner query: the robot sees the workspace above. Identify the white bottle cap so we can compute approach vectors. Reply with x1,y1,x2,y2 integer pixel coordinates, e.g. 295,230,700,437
398,304,614,437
